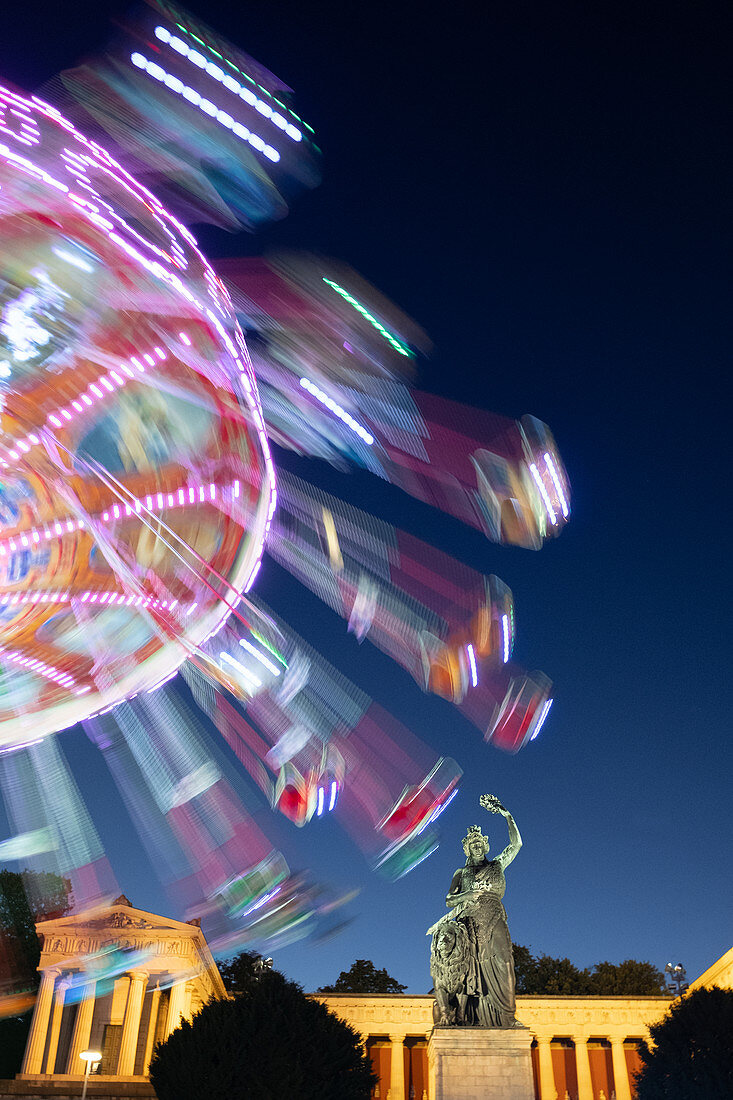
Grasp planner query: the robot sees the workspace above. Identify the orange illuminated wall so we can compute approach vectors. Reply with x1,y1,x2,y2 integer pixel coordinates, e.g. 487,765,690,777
625,1041,643,1098
588,1041,613,1097
366,1040,389,1098
550,1040,578,1098
407,1041,428,1098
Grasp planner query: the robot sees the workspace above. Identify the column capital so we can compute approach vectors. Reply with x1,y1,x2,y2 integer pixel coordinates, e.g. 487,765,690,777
534,1032,554,1044
389,1032,406,1044
126,969,149,982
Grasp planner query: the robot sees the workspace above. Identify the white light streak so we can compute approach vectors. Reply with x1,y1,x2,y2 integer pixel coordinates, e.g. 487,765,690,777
501,613,510,664
466,643,478,687
299,377,374,445
530,698,553,740
239,636,281,677
130,52,280,163
529,463,557,526
544,452,570,518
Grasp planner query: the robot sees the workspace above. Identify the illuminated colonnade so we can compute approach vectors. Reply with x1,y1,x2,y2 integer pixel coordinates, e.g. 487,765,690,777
18,896,225,1083
15,897,733,1098
317,993,671,1099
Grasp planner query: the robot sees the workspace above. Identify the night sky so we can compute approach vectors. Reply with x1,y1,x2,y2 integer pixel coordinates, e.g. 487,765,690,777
1,0,731,995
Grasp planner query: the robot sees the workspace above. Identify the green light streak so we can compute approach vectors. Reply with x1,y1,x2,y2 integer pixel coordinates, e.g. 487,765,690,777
251,629,288,668
322,278,413,358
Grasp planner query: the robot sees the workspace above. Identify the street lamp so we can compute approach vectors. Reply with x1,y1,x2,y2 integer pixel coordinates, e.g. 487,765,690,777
665,962,689,997
253,956,273,979
79,1049,101,1100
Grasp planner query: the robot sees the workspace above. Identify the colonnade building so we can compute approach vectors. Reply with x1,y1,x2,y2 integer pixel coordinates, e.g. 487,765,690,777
3,896,731,1099
319,947,732,1100
6,895,224,1094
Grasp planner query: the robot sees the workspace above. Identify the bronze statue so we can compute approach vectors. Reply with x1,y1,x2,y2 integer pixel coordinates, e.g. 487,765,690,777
428,793,522,1027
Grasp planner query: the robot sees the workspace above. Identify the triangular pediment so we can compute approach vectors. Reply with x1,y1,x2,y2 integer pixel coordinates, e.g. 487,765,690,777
36,899,227,999
37,899,204,937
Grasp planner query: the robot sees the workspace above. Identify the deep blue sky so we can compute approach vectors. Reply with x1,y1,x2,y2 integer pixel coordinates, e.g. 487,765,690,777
1,0,731,994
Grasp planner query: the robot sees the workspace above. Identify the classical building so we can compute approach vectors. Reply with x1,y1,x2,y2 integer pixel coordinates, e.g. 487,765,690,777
3,895,731,1100
3,895,224,1097
317,945,733,1099
317,992,662,1100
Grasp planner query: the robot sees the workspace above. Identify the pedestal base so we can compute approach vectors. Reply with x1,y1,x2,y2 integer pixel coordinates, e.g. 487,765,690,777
428,1026,535,1100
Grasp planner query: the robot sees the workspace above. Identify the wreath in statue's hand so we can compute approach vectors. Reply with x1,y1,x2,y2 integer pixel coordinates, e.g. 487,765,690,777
480,793,507,815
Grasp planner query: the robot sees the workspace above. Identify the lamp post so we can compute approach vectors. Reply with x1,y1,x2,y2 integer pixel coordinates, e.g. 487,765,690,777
664,962,689,997
79,1049,101,1100
253,956,273,979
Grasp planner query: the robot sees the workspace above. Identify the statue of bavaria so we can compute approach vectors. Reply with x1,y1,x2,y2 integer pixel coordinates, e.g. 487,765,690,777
427,793,522,1028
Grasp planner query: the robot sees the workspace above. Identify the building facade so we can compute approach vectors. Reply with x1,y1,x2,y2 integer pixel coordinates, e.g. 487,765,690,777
317,992,665,1100
8,896,732,1100
13,895,224,1092
320,944,733,1099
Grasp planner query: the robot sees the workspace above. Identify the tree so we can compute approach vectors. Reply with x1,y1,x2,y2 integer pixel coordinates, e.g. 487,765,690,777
0,869,73,1079
217,949,265,996
513,944,666,995
318,959,407,994
511,943,537,994
513,944,592,994
149,965,376,1100
0,868,73,991
635,986,733,1099
590,959,666,996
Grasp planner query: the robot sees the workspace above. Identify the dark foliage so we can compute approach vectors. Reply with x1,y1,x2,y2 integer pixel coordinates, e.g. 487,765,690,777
513,943,666,995
0,868,73,990
217,949,264,996
149,967,376,1100
589,959,667,996
318,958,407,994
0,1011,33,1078
0,869,73,1079
635,986,733,1099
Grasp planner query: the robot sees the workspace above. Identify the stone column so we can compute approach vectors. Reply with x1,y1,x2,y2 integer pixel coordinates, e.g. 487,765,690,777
118,971,148,1076
610,1037,633,1100
66,980,96,1074
573,1036,594,1100
181,979,194,1023
389,1033,405,1100
21,968,58,1075
45,976,70,1074
535,1034,557,1100
165,980,187,1037
143,985,162,1072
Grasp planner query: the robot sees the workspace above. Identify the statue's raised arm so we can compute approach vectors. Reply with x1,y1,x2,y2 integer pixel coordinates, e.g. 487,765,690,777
480,793,522,870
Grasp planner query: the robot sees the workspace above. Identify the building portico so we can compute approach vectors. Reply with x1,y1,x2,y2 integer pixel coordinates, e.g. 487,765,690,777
16,895,225,1087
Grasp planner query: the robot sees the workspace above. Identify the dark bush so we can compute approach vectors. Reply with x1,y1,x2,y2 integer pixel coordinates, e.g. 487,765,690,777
149,968,375,1100
635,986,733,1099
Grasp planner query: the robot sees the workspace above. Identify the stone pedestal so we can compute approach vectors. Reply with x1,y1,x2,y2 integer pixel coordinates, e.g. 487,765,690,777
428,1026,535,1100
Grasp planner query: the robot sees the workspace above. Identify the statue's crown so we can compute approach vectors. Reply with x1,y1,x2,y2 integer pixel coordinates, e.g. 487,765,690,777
462,824,488,848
